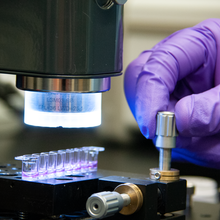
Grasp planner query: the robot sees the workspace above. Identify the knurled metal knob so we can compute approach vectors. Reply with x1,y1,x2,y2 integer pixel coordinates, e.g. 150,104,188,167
155,111,178,149
86,183,143,219
86,191,130,219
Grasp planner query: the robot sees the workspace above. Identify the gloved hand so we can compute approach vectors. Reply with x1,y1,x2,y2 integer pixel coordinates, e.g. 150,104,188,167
124,19,220,169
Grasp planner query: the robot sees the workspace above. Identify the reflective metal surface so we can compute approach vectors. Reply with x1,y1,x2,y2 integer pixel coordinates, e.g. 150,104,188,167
0,0,123,78
17,76,111,92
159,148,171,171
86,191,125,218
156,111,178,172
156,112,178,149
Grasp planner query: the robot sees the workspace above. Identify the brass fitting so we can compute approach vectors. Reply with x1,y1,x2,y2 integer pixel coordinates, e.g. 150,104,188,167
114,183,143,215
150,168,179,181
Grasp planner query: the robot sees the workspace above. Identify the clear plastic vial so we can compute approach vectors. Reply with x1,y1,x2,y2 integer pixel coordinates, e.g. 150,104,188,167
88,147,105,172
38,152,49,178
71,148,81,173
64,149,73,173
80,147,90,173
22,154,39,180
88,148,99,172
56,150,66,176
24,91,102,128
15,146,105,179
48,151,57,177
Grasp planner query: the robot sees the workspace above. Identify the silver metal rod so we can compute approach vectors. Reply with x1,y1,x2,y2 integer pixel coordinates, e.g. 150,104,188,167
121,193,131,207
159,148,171,171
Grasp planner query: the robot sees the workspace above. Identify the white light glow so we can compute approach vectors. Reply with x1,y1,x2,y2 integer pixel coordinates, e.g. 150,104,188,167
24,92,102,128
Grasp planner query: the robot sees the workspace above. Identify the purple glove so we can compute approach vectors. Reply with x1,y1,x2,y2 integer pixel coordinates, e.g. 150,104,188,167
124,19,220,169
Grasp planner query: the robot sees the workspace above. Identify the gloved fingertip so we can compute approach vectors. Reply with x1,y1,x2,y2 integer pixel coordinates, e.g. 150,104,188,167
176,86,220,137
175,96,192,136
140,125,150,139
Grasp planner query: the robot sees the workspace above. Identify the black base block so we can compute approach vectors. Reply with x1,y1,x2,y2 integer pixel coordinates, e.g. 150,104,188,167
0,173,186,220
0,174,100,216
98,176,186,220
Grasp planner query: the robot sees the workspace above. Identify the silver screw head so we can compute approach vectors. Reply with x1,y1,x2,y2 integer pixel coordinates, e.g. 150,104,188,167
154,172,161,180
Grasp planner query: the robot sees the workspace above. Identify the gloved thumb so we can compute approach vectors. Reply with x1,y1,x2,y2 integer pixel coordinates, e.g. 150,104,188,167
175,85,220,137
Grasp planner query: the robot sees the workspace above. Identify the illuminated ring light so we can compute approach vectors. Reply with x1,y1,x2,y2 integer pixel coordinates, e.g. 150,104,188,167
24,91,102,128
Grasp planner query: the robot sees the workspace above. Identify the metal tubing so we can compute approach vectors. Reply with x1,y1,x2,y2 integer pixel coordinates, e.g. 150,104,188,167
121,193,131,207
159,148,171,171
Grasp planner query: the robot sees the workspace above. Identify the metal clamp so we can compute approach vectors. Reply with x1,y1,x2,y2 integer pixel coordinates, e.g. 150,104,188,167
150,168,180,181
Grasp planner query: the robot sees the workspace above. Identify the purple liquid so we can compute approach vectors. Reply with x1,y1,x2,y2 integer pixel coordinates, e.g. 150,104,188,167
38,170,48,179
72,162,81,173
88,161,98,171
56,169,65,177
47,169,56,178
22,171,39,180
65,165,73,173
81,163,89,173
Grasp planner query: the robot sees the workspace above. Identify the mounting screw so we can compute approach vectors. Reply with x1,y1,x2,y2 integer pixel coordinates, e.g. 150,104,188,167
154,172,161,180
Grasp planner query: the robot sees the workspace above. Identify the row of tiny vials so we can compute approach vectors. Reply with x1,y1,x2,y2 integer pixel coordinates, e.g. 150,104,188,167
15,146,104,180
